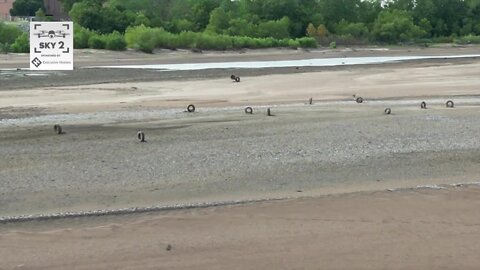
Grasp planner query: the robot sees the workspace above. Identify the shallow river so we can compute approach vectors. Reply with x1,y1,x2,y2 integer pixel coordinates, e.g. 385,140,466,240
93,54,480,71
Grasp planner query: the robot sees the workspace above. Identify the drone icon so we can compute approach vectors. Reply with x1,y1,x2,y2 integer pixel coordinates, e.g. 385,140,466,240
34,30,69,39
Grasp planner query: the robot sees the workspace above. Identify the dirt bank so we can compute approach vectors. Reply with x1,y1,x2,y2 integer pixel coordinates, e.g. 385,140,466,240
1,185,480,270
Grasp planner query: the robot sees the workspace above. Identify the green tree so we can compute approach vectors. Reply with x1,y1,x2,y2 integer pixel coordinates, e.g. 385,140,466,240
335,20,369,38
205,7,230,34
0,22,22,44
35,8,50,20
11,32,29,53
189,0,221,31
320,0,362,29
316,24,329,38
10,0,44,16
418,18,433,37
257,17,291,39
385,0,414,11
227,18,256,36
171,19,194,32
58,0,85,14
306,23,317,37
372,10,425,43
70,0,133,33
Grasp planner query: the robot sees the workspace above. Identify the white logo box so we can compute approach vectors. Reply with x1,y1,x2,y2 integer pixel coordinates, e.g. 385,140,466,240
30,21,73,70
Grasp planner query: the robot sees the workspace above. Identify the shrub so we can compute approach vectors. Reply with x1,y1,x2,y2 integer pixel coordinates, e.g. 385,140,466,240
74,25,93,49
277,39,291,47
124,26,317,52
11,33,29,53
287,39,299,48
335,20,369,38
232,36,257,48
88,34,106,49
454,35,480,45
329,41,337,49
195,33,233,50
125,25,160,53
296,37,317,48
0,43,11,54
154,29,176,49
105,31,126,50
177,31,198,48
431,36,454,43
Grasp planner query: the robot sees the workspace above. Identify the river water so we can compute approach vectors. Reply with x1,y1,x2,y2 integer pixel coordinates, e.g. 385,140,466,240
92,54,480,71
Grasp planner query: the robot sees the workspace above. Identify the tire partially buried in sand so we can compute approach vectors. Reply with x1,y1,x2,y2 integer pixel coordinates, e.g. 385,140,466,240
384,108,392,115
137,131,145,142
245,107,253,114
356,97,364,103
446,100,455,108
187,104,196,113
53,124,62,135
421,101,427,109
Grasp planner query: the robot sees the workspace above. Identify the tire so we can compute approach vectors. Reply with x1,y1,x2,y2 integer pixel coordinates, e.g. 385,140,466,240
245,107,253,114
384,108,391,115
267,108,272,116
187,104,196,113
446,100,454,108
53,124,62,135
421,101,427,109
309,98,313,105
235,76,240,82
356,97,363,103
230,74,236,80
137,131,145,142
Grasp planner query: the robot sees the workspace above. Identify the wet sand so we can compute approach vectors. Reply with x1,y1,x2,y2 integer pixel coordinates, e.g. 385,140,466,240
0,46,480,269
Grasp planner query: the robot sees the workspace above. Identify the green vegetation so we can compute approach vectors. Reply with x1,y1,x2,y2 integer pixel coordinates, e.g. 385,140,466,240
0,22,26,53
124,25,315,53
10,32,30,53
5,0,480,53
10,0,44,17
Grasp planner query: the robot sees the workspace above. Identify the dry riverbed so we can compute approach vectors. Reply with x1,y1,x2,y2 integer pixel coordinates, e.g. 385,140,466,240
0,46,479,269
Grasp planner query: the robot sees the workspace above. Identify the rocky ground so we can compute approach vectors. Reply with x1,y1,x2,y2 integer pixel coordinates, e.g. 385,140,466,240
0,46,479,269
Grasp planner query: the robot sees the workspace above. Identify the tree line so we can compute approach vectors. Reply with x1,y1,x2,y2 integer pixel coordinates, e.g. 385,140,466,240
2,0,480,53
63,0,480,41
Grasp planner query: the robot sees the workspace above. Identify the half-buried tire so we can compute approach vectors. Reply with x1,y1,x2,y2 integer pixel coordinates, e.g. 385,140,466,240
235,76,240,82
446,100,454,108
384,108,391,115
187,104,196,113
54,124,62,135
421,101,427,109
356,97,364,103
137,131,145,142
245,107,253,114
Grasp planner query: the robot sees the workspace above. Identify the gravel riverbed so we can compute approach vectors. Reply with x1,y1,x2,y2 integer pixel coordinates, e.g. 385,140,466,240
1,103,479,217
